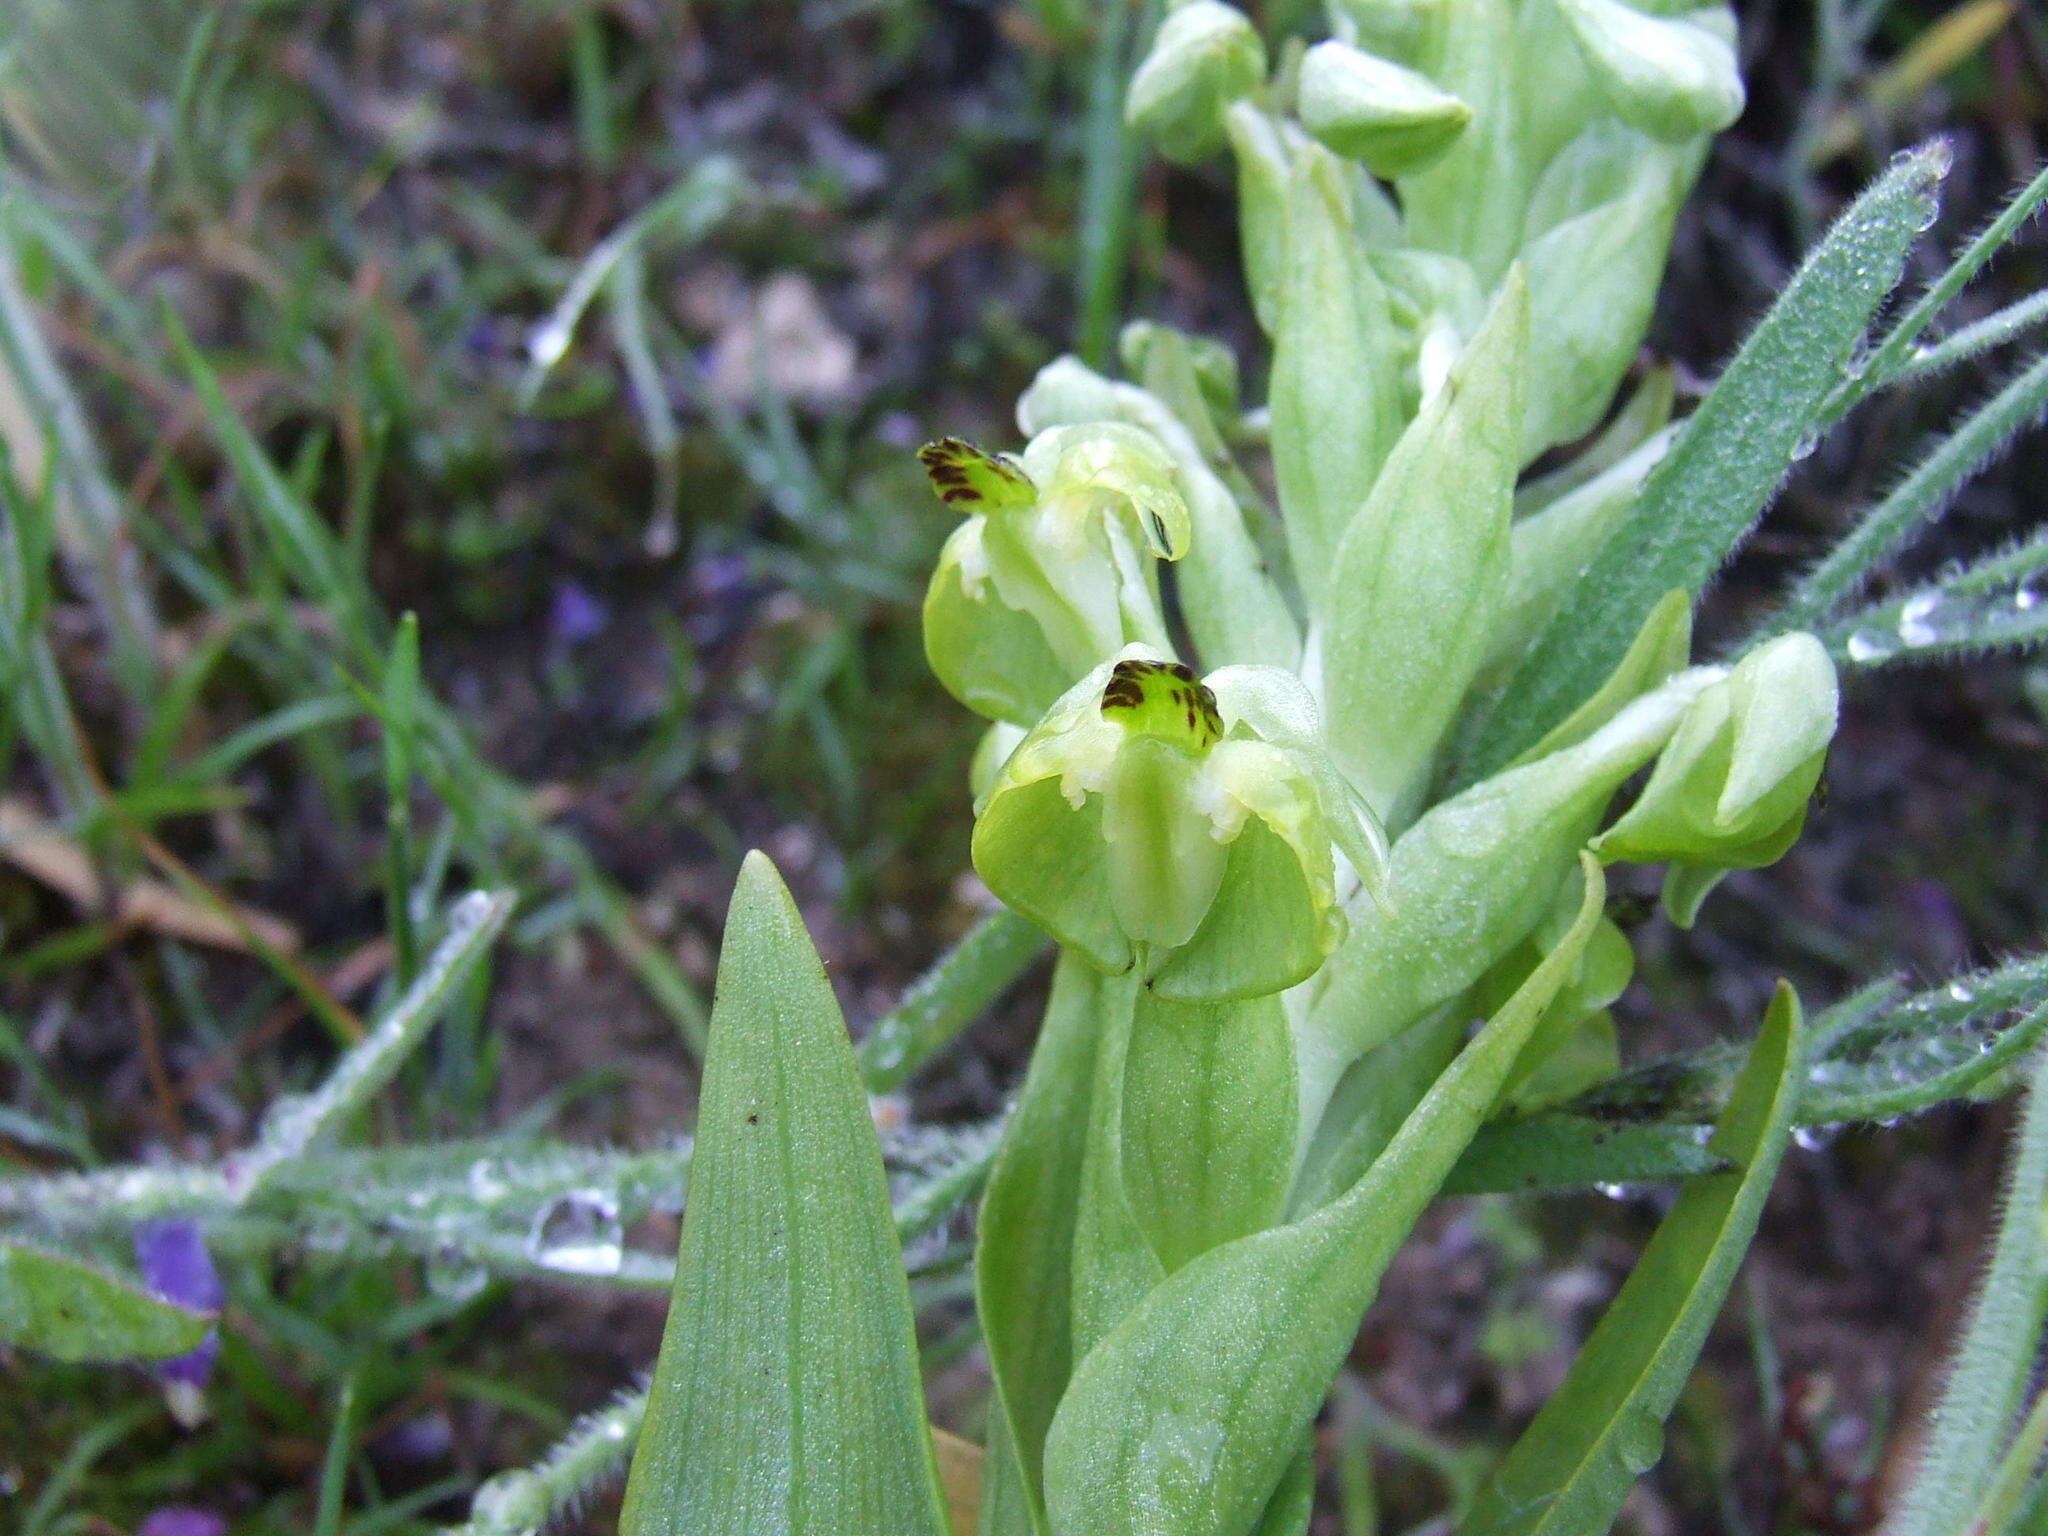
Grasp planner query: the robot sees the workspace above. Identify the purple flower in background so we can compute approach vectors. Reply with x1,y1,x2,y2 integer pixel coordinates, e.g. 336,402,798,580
137,1509,227,1536
549,580,609,646
133,1220,223,1395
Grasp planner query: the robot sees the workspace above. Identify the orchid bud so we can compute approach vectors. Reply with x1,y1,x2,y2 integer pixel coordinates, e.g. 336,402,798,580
920,426,1190,725
1326,0,1445,66
1297,40,1471,179
972,654,1382,1002
1518,127,1698,458
1593,632,1838,886
1125,0,1268,165
1556,0,1744,142
1119,319,1241,438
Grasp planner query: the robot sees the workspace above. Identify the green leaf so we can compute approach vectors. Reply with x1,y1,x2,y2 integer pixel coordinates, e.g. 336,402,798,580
974,955,1108,1533
1819,520,2048,672
1123,992,1296,1272
1458,981,1806,1536
1068,971,1165,1358
1441,1114,1725,1197
1469,143,1948,777
1041,858,1609,1536
1823,160,2048,420
1324,270,1526,823
621,853,950,1536
0,1243,212,1362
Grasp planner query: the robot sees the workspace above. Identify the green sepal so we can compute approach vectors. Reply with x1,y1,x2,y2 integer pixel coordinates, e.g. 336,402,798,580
974,656,1365,1002
1017,357,1301,672
924,521,1077,727
919,425,1191,723
1297,40,1472,178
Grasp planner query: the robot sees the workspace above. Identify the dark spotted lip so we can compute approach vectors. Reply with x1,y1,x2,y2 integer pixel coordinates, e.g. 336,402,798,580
918,436,1031,508
1098,657,1223,746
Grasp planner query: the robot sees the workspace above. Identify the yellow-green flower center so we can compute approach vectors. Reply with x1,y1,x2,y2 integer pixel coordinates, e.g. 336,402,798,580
1099,659,1223,751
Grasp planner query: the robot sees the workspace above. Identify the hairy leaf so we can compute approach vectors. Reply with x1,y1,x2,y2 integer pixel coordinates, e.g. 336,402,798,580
1469,144,1947,777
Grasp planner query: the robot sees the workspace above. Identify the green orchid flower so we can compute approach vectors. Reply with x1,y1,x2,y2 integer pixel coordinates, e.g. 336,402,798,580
920,425,1191,726
971,652,1387,1002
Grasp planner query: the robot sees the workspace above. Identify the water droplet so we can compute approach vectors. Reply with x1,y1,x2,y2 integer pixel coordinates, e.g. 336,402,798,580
527,318,572,372
1615,1410,1666,1475
2016,584,2041,612
527,1190,624,1276
1947,980,1976,1005
1898,592,1941,647
1595,1182,1630,1201
1793,1124,1836,1152
468,1157,508,1203
427,1243,488,1304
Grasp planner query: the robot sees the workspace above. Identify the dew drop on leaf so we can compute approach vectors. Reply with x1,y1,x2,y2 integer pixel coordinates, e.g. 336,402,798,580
526,1190,624,1276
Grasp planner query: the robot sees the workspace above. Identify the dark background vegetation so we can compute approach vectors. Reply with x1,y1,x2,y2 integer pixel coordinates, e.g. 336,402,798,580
1,1,2045,1531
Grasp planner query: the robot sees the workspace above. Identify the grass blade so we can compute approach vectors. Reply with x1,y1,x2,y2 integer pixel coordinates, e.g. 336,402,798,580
1467,144,1948,777
856,908,1046,1092
517,157,744,408
0,222,158,694
382,612,423,988
242,890,514,1189
1459,983,1806,1536
1818,518,2048,667
1886,1042,2048,1536
621,853,951,1536
1764,349,2048,640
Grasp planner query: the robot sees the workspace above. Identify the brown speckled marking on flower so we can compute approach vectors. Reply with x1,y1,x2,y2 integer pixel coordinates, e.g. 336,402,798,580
1099,658,1222,748
918,437,1032,508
